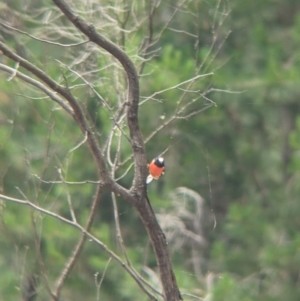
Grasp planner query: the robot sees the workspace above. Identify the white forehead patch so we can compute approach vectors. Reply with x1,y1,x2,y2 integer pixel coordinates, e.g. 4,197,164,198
158,157,164,163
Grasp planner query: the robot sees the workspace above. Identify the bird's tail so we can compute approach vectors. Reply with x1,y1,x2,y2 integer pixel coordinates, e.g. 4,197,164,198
146,175,153,184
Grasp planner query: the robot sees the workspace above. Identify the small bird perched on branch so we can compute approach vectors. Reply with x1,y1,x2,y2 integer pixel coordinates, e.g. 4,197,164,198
146,157,165,184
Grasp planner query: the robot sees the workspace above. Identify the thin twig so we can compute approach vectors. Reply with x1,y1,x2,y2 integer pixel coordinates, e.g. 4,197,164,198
31,214,57,301
115,162,134,181
54,184,102,298
95,258,112,301
0,21,89,47
7,62,20,81
33,174,100,185
55,59,132,144
0,63,74,115
111,193,131,263
68,131,88,153
55,59,112,110
140,73,214,105
57,167,77,223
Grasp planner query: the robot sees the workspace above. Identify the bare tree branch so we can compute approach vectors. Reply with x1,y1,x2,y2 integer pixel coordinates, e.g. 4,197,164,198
0,193,159,300
51,0,148,190
0,40,132,205
54,184,101,298
0,63,73,115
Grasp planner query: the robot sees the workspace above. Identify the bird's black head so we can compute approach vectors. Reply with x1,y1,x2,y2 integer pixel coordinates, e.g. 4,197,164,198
154,157,164,167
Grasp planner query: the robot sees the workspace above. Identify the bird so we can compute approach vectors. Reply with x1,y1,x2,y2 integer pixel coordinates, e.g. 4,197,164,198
146,157,165,184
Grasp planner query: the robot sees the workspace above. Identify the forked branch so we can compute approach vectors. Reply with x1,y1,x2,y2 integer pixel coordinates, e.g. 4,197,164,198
52,0,148,190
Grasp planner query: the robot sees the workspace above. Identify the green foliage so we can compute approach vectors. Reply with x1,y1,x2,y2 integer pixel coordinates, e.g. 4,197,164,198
1,0,300,300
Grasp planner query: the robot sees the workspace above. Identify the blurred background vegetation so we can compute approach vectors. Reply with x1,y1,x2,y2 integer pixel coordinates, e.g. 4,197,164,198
0,0,300,300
